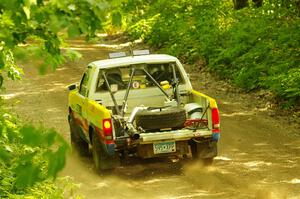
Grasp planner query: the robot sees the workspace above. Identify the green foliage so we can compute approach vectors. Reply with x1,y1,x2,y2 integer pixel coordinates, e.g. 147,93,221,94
0,106,70,197
24,177,81,199
111,11,123,27
0,0,116,196
122,0,300,106
0,0,107,87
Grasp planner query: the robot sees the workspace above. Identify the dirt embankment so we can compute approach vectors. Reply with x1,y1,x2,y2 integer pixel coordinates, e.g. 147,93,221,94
3,36,300,199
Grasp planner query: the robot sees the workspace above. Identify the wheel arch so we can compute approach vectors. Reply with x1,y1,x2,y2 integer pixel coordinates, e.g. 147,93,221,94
89,125,95,144
68,107,73,121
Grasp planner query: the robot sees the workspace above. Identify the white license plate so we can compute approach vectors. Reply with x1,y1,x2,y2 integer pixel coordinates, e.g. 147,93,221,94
153,141,176,154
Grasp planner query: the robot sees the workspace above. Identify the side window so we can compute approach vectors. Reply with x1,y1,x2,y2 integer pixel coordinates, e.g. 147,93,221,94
147,63,184,85
95,69,124,92
79,72,89,96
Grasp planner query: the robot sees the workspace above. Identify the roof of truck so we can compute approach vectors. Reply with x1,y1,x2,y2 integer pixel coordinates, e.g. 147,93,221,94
90,54,178,69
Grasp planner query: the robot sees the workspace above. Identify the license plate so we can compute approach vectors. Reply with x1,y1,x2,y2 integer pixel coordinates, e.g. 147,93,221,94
153,141,176,154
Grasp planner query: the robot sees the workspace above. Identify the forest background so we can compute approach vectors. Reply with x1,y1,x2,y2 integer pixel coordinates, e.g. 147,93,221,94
0,0,299,197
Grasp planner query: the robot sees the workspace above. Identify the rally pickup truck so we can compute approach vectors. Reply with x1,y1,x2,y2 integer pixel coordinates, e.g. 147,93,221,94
68,50,220,171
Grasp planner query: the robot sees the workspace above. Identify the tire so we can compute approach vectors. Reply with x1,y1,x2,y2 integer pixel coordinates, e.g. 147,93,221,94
92,132,118,172
135,107,186,130
190,140,217,166
69,117,89,156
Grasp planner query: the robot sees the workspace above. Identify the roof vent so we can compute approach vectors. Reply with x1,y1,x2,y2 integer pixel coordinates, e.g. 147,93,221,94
109,52,126,59
132,49,150,56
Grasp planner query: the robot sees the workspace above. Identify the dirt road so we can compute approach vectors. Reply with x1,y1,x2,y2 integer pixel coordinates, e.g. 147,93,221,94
4,36,300,199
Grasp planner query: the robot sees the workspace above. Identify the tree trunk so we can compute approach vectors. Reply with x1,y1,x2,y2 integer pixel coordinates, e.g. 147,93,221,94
233,0,249,10
252,0,263,7
233,0,263,9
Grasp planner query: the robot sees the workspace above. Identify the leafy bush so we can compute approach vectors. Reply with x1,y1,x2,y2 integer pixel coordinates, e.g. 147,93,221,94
0,0,109,88
122,0,300,107
0,105,70,197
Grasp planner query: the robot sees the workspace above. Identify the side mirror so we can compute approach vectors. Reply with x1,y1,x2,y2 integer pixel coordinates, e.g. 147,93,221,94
110,84,118,93
68,84,76,91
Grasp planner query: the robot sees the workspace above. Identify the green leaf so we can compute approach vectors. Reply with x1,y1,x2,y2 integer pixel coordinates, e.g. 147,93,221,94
0,146,11,163
68,24,81,38
111,11,122,27
45,39,60,55
0,75,3,88
46,145,67,178
0,53,4,69
14,162,41,189
79,21,89,33
20,125,43,147
64,49,82,62
49,15,62,33
23,6,31,20
44,129,57,147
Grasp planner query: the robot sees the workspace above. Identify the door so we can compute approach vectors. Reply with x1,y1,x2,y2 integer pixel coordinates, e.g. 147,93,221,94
72,69,91,135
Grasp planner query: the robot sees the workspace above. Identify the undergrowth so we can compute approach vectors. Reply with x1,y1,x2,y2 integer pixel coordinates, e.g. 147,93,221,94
122,0,300,108
0,102,78,198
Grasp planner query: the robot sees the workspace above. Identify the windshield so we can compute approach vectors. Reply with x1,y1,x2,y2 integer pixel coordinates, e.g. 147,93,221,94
95,63,184,92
